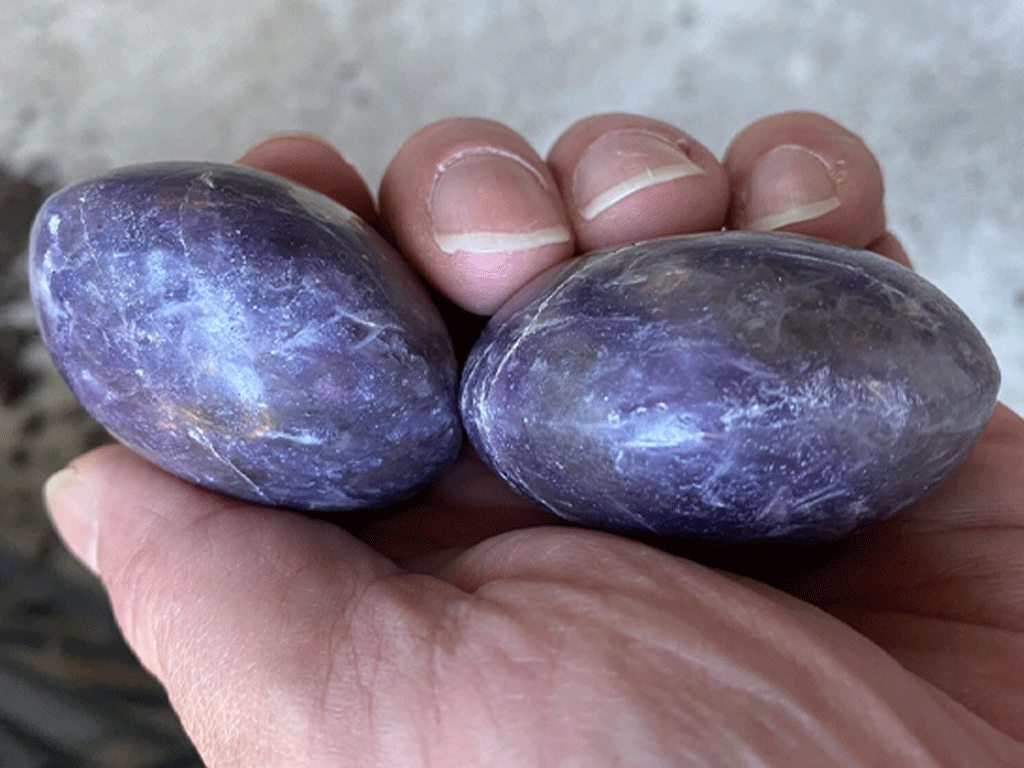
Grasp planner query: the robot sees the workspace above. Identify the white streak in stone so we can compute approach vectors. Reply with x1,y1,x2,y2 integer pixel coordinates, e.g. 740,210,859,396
351,323,384,350
754,485,792,521
259,429,324,445
187,426,268,500
620,419,706,449
78,188,96,263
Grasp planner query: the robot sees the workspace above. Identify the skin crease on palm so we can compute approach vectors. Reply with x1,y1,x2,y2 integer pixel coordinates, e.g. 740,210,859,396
43,111,1024,767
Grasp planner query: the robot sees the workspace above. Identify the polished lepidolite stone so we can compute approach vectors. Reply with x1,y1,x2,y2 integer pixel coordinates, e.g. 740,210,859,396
30,162,461,512
460,231,1001,542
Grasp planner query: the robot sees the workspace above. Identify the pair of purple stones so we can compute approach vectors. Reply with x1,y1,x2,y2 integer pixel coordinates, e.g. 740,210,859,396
28,163,999,543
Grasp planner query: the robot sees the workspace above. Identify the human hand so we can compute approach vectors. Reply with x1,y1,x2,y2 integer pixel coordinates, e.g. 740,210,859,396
44,112,1024,766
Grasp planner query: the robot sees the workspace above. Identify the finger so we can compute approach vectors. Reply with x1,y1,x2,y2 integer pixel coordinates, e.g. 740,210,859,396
868,230,914,269
379,118,575,315
41,445,428,765
236,132,379,227
724,111,886,249
546,113,730,252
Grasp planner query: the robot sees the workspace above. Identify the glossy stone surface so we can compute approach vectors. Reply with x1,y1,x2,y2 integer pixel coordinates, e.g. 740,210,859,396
461,231,1001,542
30,162,461,512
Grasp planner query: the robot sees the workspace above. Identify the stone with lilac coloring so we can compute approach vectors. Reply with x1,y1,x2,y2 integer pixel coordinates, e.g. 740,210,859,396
29,162,461,512
460,231,1001,542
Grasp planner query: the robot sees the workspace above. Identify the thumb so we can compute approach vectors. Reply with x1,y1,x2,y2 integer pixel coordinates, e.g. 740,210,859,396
42,445,406,765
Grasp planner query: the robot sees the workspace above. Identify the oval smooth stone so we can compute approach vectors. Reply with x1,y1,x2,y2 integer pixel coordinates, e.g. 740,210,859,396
460,231,1001,542
30,162,461,512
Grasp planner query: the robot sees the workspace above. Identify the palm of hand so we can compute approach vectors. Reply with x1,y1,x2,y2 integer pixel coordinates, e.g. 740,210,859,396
342,404,1024,764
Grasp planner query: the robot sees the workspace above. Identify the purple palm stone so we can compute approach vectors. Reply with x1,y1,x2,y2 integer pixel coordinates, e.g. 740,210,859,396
30,162,461,512
460,231,1000,542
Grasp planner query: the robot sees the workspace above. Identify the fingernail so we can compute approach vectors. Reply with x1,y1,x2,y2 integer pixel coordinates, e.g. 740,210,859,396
573,131,705,220
741,145,841,231
43,466,98,574
430,152,571,254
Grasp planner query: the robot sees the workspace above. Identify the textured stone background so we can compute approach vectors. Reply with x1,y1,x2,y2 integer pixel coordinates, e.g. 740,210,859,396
0,1,1021,765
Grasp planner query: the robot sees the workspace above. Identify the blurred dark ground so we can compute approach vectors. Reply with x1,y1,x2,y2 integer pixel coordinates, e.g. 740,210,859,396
0,165,202,767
